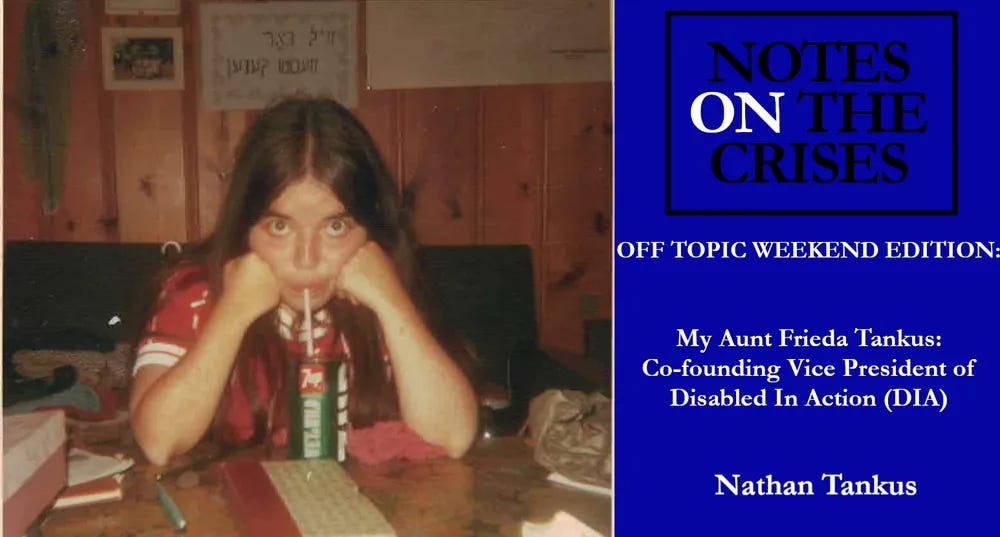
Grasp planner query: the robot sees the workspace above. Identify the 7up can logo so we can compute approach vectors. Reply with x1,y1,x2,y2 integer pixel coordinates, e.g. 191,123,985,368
299,365,326,394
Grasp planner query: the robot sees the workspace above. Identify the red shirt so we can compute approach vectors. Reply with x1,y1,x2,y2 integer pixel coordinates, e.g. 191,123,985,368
135,264,446,463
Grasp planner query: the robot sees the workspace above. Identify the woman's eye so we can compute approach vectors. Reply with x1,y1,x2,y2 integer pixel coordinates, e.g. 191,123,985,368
266,219,291,236
324,218,350,237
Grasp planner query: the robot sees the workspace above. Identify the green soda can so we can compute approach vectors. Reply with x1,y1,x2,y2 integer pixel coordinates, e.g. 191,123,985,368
289,358,346,460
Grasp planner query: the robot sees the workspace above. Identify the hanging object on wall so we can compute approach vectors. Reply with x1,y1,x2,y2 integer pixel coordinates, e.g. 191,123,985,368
101,27,185,91
16,0,85,214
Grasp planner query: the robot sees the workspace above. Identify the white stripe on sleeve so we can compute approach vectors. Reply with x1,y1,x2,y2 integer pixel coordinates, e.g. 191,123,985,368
133,341,188,375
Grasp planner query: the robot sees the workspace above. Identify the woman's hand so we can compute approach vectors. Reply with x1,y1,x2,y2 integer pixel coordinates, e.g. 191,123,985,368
220,251,282,322
335,241,408,313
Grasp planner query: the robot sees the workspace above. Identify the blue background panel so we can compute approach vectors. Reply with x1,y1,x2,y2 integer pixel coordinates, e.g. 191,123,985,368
615,1,1000,535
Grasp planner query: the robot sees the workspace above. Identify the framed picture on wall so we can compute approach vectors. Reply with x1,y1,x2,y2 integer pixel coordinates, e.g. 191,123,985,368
102,27,184,91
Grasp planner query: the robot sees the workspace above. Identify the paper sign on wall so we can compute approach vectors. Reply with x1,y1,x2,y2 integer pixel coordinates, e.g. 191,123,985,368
200,2,357,110
366,0,610,89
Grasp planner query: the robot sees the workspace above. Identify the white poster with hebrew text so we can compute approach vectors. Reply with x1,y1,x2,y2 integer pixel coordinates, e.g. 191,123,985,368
200,1,357,110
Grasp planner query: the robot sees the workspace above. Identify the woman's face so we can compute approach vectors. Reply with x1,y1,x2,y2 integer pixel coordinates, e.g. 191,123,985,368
248,176,366,311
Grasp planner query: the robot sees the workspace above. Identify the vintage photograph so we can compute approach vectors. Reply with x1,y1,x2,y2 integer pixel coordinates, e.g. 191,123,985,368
102,27,184,90
4,1,609,535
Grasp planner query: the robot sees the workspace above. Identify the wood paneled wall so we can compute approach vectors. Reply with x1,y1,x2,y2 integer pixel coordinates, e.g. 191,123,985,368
2,0,611,354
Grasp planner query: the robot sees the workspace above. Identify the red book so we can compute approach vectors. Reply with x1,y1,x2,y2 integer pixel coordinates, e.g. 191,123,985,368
220,461,301,537
52,475,123,510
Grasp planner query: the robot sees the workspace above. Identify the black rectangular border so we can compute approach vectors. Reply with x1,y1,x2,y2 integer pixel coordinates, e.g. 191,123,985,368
665,10,959,216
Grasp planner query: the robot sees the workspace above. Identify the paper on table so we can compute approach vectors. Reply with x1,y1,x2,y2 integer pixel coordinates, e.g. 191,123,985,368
522,511,605,537
66,448,134,486
547,472,612,497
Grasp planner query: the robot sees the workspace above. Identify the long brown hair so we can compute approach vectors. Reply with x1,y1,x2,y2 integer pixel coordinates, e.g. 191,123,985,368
196,97,465,444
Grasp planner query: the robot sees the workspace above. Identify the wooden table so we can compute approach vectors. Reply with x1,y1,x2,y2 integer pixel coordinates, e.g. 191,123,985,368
39,437,610,537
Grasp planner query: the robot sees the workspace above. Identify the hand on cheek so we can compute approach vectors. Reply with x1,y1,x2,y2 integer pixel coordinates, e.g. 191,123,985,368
222,252,283,320
336,241,406,312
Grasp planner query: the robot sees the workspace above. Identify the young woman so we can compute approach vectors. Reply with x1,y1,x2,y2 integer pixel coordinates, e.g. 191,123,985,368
129,98,479,465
